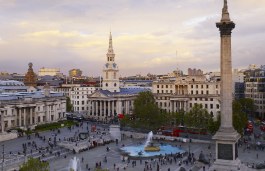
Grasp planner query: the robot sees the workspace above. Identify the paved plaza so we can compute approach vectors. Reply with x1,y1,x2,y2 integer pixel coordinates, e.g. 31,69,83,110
0,121,264,171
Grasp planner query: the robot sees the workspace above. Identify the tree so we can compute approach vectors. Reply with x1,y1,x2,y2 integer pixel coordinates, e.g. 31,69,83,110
237,98,255,119
120,114,131,127
232,101,248,136
207,112,221,135
184,103,212,139
208,101,248,136
131,90,168,131
66,96,73,112
19,157,49,171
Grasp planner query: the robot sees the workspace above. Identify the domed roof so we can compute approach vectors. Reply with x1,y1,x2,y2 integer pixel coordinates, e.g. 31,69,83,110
28,62,33,69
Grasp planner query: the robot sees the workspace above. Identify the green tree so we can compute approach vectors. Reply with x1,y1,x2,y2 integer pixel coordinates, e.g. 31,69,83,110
120,114,131,127
66,96,73,112
184,103,212,139
19,157,49,171
237,98,255,119
232,101,248,136
207,112,221,135
132,90,168,131
208,101,248,136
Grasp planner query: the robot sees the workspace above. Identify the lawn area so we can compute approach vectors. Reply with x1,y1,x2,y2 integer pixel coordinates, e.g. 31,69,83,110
35,120,77,132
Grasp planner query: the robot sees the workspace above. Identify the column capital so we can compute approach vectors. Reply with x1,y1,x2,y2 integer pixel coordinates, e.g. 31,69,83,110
216,22,235,37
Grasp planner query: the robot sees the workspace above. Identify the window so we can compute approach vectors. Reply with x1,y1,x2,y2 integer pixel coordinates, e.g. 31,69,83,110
162,90,164,93
216,85,218,88
196,91,198,94
170,90,173,93
190,103,192,107
205,104,208,108
82,101,84,105
38,107,40,111
195,98,197,101
206,90,209,94
205,98,208,101
82,96,84,98
164,103,167,107
210,98,213,101
77,96,79,99
166,90,168,93
201,91,203,94
191,90,193,94
165,97,167,100
201,85,203,88
106,72,108,79
77,101,79,105
217,104,220,109
82,107,84,110
196,85,198,88
160,102,162,107
157,90,159,93
170,85,172,88
114,72,116,79
106,83,108,87
206,85,209,88
157,85,159,88
191,85,193,88
162,85,164,88
210,104,213,109
166,85,168,88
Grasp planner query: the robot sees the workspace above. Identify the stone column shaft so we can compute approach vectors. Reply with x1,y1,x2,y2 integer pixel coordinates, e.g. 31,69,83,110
24,108,26,126
220,35,233,128
19,108,21,126
30,107,32,125
100,101,102,116
108,101,110,116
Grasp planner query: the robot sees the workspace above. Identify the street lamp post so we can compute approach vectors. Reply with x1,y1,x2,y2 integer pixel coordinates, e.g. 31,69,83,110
2,144,4,171
189,145,190,156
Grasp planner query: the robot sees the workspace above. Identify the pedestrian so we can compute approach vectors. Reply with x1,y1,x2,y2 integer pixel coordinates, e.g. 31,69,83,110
86,163,88,169
82,157,84,162
114,163,116,169
257,154,258,159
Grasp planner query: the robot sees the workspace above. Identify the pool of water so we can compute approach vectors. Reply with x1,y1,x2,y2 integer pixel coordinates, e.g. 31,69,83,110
120,144,185,157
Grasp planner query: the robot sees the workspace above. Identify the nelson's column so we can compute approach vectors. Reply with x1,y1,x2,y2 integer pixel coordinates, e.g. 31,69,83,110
210,1,247,171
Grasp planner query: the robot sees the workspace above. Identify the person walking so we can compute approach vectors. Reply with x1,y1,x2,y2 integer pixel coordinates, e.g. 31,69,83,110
114,163,116,169
86,163,88,169
82,157,84,162
257,154,258,159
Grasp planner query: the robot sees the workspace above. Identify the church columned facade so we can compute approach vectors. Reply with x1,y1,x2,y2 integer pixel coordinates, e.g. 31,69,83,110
87,33,148,120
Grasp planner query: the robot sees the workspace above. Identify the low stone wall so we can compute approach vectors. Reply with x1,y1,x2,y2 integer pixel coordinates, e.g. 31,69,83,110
121,131,215,144
0,132,18,142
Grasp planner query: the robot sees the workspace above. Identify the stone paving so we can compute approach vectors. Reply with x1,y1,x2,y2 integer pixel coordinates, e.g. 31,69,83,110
1,120,265,171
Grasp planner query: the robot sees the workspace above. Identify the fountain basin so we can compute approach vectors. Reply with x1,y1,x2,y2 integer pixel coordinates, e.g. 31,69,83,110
120,144,185,157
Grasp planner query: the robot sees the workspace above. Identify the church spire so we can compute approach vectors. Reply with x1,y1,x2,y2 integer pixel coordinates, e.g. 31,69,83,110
221,0,230,22
108,31,113,52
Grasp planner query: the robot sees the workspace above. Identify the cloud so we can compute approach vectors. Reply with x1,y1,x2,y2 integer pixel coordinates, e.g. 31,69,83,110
0,0,264,76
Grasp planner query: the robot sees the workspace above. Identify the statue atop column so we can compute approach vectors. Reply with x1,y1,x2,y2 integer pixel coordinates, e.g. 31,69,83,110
222,0,228,13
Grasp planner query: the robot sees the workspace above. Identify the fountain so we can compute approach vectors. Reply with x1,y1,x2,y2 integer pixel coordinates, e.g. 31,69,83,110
144,131,160,151
69,157,81,171
120,131,185,157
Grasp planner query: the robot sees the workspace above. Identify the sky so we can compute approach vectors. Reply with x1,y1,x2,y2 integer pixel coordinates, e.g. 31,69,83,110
0,0,264,77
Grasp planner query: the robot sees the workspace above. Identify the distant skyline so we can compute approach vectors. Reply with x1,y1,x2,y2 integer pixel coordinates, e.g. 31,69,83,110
0,0,264,77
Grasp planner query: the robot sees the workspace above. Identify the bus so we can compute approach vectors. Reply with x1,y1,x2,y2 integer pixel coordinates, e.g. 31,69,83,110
260,122,265,131
187,128,207,135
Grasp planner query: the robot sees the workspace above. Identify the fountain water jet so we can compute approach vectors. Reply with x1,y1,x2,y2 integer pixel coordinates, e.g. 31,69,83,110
144,131,160,151
69,157,81,171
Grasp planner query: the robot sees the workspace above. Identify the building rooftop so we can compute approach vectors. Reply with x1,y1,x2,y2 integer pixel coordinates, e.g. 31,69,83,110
0,91,64,101
99,88,149,97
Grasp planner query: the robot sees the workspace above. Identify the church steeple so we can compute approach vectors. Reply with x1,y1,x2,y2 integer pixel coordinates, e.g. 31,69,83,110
103,32,120,92
107,32,115,62
108,32,114,54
